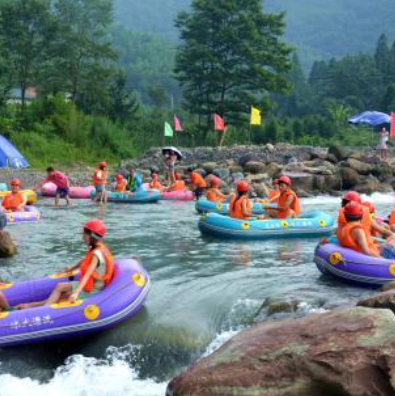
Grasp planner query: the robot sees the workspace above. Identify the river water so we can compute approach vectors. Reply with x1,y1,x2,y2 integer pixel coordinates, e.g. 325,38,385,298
0,193,393,396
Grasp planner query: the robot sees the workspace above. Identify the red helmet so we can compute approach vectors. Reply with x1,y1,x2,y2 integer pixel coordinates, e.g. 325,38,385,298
362,201,375,214
344,202,364,217
116,174,124,182
342,191,361,204
175,173,183,180
10,178,21,187
237,180,250,192
278,176,291,186
211,178,221,187
99,161,107,168
273,179,279,186
84,220,106,237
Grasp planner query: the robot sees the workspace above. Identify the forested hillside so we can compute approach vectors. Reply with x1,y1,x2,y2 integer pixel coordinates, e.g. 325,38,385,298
114,0,395,65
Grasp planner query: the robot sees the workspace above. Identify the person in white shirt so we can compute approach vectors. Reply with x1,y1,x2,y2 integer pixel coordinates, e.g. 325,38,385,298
380,127,390,161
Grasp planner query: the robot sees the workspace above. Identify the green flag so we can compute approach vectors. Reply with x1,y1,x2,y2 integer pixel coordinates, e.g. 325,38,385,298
164,122,174,137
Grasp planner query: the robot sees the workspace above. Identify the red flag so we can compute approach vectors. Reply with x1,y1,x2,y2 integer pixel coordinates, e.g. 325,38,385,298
174,115,183,132
391,112,395,139
214,114,225,131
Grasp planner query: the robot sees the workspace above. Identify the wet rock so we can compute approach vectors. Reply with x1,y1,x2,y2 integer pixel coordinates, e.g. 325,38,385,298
201,162,217,174
0,231,17,257
325,153,338,164
212,168,230,180
243,161,266,174
266,143,275,153
346,158,373,175
283,171,314,192
231,172,244,182
260,296,300,316
373,163,393,181
357,290,395,312
354,176,381,194
340,167,359,188
238,153,260,167
230,165,243,174
167,307,395,396
380,281,395,292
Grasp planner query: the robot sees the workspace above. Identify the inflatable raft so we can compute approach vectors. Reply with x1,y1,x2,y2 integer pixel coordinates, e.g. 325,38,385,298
0,258,150,347
0,190,37,205
161,189,193,201
103,189,161,204
42,183,94,199
196,199,268,215
315,241,395,287
199,211,335,240
4,206,41,224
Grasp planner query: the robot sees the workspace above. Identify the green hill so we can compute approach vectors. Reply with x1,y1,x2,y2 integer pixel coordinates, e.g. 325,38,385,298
114,0,395,66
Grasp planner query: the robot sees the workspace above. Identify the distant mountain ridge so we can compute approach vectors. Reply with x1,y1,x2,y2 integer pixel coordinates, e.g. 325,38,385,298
114,0,395,66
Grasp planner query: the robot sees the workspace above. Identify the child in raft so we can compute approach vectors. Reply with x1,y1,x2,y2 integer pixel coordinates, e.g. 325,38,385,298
92,161,108,203
1,178,27,212
187,167,207,200
114,174,128,192
338,202,395,259
229,181,252,220
127,167,143,193
39,167,71,207
263,176,300,219
167,173,186,192
149,173,165,192
206,177,227,203
17,220,114,309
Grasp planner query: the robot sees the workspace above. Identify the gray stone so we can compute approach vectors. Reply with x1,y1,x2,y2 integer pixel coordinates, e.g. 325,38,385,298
0,231,17,257
201,162,218,174
328,145,350,161
212,168,230,180
346,158,373,175
340,167,359,188
265,162,283,179
243,161,266,174
231,172,244,182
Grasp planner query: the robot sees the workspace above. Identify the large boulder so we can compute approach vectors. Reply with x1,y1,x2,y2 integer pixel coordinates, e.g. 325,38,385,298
284,171,314,192
265,162,283,179
201,162,218,174
167,307,395,396
372,163,393,181
353,176,381,194
0,231,17,257
243,161,266,174
328,145,350,161
346,158,374,175
340,167,360,189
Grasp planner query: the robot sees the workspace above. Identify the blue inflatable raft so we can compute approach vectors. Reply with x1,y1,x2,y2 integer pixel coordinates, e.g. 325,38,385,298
92,189,161,203
196,199,270,215
198,211,335,240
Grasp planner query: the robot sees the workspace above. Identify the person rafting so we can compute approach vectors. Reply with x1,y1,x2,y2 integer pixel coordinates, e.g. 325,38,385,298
1,179,27,212
92,161,108,203
167,173,186,192
188,167,207,200
229,181,252,220
0,289,10,312
17,220,114,309
206,177,226,203
362,201,392,238
114,174,128,192
265,176,300,219
149,173,164,192
39,167,71,206
127,167,143,193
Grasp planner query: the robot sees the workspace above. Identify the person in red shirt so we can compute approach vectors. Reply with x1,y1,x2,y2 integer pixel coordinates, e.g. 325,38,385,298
39,167,71,207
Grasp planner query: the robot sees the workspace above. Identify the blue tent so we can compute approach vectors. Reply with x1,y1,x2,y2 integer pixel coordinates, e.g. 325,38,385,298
349,111,391,127
0,134,28,168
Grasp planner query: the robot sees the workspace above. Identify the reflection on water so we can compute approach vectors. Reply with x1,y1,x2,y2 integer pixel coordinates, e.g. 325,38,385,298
0,194,390,395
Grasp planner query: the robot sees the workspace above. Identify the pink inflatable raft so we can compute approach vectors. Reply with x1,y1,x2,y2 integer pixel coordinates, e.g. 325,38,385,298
143,183,193,201
41,183,95,199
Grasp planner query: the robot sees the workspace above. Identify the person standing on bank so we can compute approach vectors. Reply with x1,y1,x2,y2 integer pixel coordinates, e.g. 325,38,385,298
380,127,390,161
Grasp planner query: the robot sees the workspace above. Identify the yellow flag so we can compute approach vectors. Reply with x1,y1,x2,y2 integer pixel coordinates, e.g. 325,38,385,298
250,106,262,126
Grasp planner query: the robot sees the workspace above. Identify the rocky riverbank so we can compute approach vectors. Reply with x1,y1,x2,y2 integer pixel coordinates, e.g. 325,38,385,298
167,285,395,396
122,144,395,196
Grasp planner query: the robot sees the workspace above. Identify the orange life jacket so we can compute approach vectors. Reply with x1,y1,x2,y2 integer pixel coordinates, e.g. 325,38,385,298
190,172,207,188
206,188,225,203
268,190,280,204
3,192,25,211
93,169,107,186
338,222,380,256
149,180,163,190
79,243,114,293
115,180,127,192
389,210,395,227
229,194,251,220
337,207,371,240
277,189,300,219
168,180,186,192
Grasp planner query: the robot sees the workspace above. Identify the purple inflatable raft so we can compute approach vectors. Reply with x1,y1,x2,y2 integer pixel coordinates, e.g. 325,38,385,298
4,206,41,224
0,258,150,347
314,242,395,287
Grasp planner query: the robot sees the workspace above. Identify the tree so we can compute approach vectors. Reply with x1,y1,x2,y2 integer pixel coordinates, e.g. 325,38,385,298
49,0,116,111
375,34,391,85
381,84,395,113
0,0,54,110
174,0,292,129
